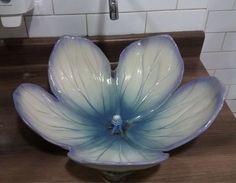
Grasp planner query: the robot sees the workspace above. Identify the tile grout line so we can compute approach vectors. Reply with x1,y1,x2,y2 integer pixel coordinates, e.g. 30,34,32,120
202,50,236,53
204,66,236,71
27,8,207,17
52,0,55,14
207,67,236,70
233,0,236,10
208,9,236,12
23,16,29,38
214,68,236,71
85,14,88,36
203,9,210,30
144,12,148,33
220,32,227,51
208,69,236,72
176,0,179,9
206,31,236,33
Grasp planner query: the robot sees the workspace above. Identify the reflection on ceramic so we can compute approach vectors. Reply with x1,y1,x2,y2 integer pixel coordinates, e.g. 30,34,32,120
13,35,225,182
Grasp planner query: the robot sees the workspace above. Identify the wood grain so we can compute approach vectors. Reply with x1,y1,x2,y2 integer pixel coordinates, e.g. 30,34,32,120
0,31,236,183
0,31,204,66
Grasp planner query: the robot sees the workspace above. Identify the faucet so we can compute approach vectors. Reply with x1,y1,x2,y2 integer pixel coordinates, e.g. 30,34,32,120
109,0,119,20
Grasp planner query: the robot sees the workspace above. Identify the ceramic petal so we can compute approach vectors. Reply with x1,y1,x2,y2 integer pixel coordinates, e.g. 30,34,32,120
13,84,104,150
68,136,168,172
49,36,116,120
127,77,225,151
116,35,184,120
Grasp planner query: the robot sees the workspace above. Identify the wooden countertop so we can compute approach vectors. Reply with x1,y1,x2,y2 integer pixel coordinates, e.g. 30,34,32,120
0,32,236,183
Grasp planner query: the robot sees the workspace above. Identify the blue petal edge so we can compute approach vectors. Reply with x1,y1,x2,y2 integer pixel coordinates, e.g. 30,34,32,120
163,76,225,151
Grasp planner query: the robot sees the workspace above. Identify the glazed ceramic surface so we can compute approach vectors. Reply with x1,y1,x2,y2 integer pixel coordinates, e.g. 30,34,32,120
13,35,225,173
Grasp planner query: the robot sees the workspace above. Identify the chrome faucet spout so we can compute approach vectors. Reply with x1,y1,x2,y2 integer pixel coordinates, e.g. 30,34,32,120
109,0,119,20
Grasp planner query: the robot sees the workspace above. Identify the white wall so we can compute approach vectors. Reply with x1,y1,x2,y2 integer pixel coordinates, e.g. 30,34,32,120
0,0,236,117
201,0,236,118
0,0,208,37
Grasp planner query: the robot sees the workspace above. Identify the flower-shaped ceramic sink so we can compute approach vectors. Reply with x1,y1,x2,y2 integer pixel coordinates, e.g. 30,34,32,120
13,35,225,182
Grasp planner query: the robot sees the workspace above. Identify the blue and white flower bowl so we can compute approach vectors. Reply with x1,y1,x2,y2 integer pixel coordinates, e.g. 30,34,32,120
13,35,225,182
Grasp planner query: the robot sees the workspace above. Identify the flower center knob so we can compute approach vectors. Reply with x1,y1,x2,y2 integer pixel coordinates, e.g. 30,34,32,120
111,115,124,135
